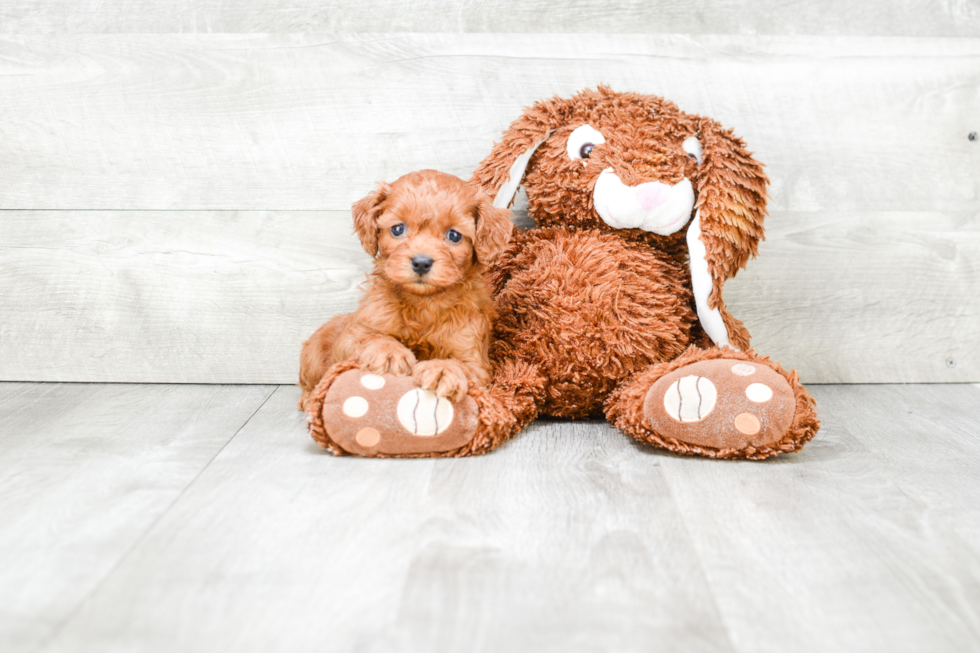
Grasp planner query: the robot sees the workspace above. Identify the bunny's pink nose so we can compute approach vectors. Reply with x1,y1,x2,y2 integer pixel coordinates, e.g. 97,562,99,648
634,182,670,210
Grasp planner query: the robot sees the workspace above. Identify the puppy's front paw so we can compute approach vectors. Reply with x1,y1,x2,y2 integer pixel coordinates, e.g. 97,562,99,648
358,340,417,375
414,359,469,402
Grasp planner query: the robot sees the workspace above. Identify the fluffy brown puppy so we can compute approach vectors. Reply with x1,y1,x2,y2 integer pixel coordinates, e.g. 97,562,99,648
298,170,513,410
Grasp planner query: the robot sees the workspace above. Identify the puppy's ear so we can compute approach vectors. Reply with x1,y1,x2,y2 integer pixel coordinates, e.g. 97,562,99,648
470,102,555,209
473,191,514,265
690,117,769,349
351,181,391,257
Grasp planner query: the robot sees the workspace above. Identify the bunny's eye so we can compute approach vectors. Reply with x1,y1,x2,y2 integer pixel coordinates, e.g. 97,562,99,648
682,136,703,166
567,124,606,161
390,224,406,237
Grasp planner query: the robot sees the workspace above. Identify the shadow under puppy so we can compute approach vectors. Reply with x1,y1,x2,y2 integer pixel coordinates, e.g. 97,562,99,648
298,169,513,411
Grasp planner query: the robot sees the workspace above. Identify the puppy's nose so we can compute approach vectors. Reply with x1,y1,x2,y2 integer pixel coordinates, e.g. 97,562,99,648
411,255,434,276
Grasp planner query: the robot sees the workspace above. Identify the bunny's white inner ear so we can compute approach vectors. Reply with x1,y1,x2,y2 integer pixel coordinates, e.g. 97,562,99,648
687,210,733,349
492,130,554,209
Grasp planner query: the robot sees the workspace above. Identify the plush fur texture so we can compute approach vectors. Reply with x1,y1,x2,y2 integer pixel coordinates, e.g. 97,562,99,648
606,346,819,459
298,170,512,410
488,227,696,418
465,86,818,458
305,357,544,457
305,88,819,460
471,86,768,350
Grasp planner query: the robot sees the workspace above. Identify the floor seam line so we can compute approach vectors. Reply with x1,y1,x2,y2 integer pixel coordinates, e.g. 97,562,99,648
658,462,741,653
30,384,280,653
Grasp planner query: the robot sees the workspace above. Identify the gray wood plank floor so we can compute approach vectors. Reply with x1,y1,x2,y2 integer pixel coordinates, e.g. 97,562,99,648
0,383,276,653
3,382,979,653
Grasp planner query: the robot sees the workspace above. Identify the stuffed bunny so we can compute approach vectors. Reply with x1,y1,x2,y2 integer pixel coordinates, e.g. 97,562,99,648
306,87,819,459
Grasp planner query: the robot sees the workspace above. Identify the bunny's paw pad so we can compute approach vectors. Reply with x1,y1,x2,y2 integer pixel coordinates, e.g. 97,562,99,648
643,359,795,450
320,369,478,456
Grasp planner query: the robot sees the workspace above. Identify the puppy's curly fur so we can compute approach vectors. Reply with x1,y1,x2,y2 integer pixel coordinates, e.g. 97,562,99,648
298,170,513,410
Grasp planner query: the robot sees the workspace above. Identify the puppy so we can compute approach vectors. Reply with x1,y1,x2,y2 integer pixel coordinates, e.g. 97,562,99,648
298,170,513,410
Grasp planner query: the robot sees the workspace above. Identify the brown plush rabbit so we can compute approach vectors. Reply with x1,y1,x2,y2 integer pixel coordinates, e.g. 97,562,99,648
306,87,819,459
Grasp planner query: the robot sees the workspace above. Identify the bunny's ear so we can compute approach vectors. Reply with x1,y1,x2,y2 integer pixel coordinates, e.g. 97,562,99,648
470,106,554,209
351,181,391,257
688,117,769,351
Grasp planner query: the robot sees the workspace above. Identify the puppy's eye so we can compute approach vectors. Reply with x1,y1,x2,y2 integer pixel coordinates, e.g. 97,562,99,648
390,224,406,237
446,229,462,243
567,124,606,160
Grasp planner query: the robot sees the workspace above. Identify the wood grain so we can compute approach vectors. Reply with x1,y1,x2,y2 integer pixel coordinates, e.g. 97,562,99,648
0,34,976,383
724,210,980,383
814,384,980,547
0,210,370,384
659,383,980,653
2,1,978,36
2,209,975,384
42,385,735,653
0,35,976,212
0,382,274,653
28,383,980,653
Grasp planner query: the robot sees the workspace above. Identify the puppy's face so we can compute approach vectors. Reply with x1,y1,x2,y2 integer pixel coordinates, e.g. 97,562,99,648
352,170,513,296
376,178,477,296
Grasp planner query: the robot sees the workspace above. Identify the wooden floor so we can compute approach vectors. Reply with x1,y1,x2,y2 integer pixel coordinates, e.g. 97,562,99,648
2,382,979,652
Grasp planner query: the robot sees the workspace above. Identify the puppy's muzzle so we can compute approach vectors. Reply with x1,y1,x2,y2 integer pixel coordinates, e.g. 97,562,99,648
411,255,434,276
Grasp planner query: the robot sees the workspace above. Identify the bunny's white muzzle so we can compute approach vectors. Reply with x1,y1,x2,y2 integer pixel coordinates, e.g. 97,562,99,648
593,168,695,235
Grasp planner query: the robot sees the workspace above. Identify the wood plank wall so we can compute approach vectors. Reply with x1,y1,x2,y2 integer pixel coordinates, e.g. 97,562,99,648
1,4,978,383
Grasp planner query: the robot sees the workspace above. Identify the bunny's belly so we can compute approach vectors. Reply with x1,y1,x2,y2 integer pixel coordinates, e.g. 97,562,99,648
490,228,696,418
